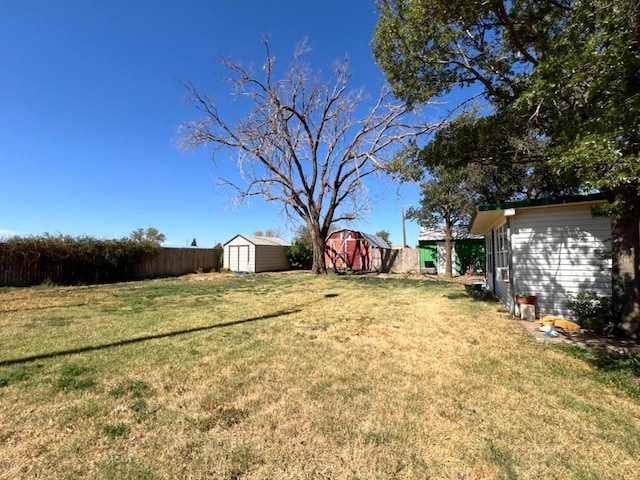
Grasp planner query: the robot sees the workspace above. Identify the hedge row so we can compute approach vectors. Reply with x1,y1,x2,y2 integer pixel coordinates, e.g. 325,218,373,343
0,234,160,286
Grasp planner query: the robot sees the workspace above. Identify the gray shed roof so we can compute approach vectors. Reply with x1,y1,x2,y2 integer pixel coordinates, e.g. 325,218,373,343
361,232,391,249
224,235,291,247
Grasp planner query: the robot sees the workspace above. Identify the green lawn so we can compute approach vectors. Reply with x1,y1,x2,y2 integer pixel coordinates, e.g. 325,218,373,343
1,272,639,479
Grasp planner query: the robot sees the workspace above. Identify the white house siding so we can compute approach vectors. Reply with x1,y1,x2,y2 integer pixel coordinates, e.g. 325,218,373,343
487,232,512,310
493,269,512,311
509,204,611,319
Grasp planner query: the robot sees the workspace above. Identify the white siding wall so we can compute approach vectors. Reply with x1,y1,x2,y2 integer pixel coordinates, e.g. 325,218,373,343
485,234,495,293
510,204,611,319
493,267,512,311
489,227,513,310
223,244,232,270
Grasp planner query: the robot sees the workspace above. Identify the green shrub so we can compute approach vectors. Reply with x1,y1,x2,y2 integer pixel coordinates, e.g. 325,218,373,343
216,247,224,272
567,290,613,333
0,234,159,286
287,239,313,269
454,242,485,275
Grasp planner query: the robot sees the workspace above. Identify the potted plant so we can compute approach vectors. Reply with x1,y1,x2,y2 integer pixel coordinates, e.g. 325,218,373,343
515,291,537,305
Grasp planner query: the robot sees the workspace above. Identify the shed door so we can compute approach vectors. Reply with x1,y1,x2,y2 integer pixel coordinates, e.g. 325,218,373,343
327,238,346,269
346,239,359,269
229,245,250,272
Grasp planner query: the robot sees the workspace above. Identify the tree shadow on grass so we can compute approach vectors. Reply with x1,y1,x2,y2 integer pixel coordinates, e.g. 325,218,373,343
554,344,640,398
556,344,640,377
442,292,469,300
461,284,499,303
0,308,300,367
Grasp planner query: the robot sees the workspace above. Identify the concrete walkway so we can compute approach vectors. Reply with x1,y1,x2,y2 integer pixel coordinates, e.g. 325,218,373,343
516,318,640,356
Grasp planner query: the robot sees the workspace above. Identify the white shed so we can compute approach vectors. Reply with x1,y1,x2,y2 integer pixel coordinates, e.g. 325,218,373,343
223,235,291,273
469,194,611,319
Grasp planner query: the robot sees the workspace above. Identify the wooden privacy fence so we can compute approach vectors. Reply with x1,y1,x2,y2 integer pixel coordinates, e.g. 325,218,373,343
371,248,420,274
132,247,222,279
0,247,223,287
133,247,222,280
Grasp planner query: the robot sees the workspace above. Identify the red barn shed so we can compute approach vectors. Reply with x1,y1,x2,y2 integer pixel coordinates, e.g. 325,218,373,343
324,229,390,271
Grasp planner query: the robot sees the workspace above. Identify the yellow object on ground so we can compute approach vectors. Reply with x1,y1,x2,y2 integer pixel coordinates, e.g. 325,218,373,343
540,315,581,330
540,316,555,326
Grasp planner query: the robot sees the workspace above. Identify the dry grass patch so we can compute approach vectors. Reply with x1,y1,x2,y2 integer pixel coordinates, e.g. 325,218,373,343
1,272,639,479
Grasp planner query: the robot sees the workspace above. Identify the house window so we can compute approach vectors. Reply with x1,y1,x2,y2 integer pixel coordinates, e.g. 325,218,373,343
500,268,510,282
486,234,493,274
495,222,508,268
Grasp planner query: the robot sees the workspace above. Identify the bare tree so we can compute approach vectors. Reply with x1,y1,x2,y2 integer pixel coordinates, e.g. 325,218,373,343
253,228,284,238
264,228,282,238
179,36,431,273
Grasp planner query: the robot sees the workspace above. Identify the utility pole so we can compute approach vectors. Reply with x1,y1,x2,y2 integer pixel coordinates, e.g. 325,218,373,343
402,206,407,248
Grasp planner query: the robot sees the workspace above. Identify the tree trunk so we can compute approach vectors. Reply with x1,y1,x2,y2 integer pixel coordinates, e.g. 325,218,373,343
309,224,328,275
444,220,453,277
609,187,640,339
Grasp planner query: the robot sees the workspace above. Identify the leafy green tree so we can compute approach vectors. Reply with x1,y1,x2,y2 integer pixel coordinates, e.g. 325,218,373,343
287,225,313,269
130,227,166,245
190,238,197,247
179,36,429,274
406,165,477,277
129,228,146,242
292,225,313,246
417,110,580,202
375,230,392,247
373,0,640,337
144,227,165,245
391,110,569,276
372,0,562,109
213,242,223,271
521,1,640,335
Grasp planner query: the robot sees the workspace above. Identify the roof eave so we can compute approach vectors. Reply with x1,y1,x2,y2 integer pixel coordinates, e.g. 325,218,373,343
469,210,504,235
469,193,608,235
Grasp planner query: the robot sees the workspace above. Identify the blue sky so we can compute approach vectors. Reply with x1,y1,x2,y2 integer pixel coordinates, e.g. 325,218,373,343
1,0,426,247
